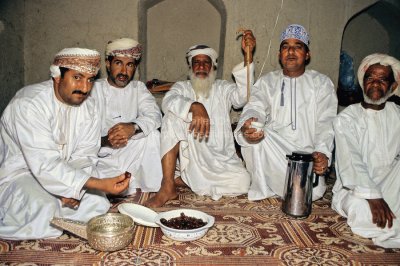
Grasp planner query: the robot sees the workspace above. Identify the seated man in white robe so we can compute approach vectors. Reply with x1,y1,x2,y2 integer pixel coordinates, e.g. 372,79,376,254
235,24,338,201
0,48,130,240
332,53,400,248
92,38,162,194
145,31,256,207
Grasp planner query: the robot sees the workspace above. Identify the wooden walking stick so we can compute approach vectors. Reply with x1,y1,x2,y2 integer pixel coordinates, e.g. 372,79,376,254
236,28,251,102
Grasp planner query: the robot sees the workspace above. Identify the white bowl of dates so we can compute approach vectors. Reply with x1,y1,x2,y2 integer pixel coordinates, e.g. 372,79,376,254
155,209,215,242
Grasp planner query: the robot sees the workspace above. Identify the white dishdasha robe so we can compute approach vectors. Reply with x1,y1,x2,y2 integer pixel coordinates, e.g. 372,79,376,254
161,63,254,200
332,102,400,248
235,70,337,201
92,79,162,194
0,80,109,240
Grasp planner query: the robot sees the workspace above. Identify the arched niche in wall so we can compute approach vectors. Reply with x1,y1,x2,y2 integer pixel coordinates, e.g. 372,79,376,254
337,0,399,109
138,0,226,82
341,0,400,73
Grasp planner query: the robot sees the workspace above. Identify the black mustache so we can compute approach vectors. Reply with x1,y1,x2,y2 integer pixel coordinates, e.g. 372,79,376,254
72,90,88,96
117,74,129,79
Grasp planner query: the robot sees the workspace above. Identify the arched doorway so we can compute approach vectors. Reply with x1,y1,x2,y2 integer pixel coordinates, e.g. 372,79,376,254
341,0,400,76
138,0,226,82
338,0,400,109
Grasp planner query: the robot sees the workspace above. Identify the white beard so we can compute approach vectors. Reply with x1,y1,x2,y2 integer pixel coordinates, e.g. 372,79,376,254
189,68,216,99
363,88,393,105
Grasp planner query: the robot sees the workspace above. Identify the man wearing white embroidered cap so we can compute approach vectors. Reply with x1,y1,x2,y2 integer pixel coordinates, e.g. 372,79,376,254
332,53,400,248
236,24,338,202
0,48,130,240
145,31,256,208
92,38,162,194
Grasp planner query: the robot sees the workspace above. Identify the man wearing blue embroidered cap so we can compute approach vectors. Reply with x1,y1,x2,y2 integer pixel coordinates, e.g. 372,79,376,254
235,24,338,201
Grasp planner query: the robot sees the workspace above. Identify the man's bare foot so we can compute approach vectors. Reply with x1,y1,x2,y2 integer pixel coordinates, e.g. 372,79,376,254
144,180,178,208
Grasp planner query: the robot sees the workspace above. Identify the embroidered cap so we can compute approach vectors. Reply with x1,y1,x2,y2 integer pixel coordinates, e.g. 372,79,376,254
105,38,142,60
280,24,310,46
50,48,101,77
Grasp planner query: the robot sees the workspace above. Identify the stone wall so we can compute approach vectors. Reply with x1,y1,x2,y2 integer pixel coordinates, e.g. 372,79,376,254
0,1,24,114
0,0,382,114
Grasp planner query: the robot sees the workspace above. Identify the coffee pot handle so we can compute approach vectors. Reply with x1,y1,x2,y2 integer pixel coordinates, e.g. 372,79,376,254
313,173,320,187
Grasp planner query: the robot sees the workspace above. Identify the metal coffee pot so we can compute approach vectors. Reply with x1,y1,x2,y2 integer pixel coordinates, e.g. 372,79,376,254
282,151,319,218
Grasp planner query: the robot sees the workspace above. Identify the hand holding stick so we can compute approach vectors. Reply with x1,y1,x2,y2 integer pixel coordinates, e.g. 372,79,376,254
236,28,256,101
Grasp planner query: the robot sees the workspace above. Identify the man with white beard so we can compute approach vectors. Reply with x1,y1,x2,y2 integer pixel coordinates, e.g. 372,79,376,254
332,53,400,248
145,31,256,207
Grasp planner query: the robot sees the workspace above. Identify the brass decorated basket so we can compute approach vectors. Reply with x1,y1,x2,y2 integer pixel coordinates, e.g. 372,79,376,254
51,213,134,251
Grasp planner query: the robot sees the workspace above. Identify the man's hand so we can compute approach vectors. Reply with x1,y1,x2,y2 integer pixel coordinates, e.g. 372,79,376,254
85,172,131,195
367,198,396,229
107,123,136,148
312,152,329,175
189,102,210,141
60,197,80,209
241,117,264,143
241,30,256,64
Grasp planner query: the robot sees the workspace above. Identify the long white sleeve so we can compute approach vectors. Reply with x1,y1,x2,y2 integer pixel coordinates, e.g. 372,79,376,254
162,81,196,121
130,81,162,138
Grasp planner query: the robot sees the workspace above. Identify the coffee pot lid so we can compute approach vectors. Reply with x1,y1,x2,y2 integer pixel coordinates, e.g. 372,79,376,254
286,151,313,162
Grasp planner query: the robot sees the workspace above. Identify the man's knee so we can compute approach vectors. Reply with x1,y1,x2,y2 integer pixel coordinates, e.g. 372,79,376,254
68,193,110,222
162,142,180,160
342,193,371,221
1,180,59,226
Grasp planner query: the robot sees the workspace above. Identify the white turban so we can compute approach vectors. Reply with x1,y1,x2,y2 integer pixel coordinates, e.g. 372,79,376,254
357,53,400,94
105,38,142,59
186,44,218,67
50,48,101,78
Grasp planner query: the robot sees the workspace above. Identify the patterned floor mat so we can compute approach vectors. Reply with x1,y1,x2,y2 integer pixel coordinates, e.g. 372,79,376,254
1,177,399,265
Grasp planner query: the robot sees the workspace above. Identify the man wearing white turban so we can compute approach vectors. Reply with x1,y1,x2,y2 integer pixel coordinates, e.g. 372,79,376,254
332,53,400,248
91,38,162,194
235,24,338,201
145,31,256,207
0,48,131,240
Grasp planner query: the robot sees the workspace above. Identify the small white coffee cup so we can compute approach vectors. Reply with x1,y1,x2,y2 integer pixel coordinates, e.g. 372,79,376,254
250,121,264,132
